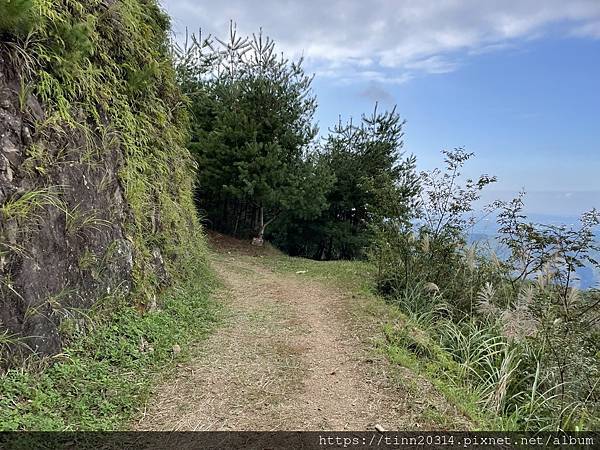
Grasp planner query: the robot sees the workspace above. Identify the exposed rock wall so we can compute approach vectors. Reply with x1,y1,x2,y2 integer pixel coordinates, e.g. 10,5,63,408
0,67,135,355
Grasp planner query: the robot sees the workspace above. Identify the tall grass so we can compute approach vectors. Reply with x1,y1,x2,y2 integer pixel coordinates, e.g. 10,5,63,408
383,281,600,430
373,175,600,431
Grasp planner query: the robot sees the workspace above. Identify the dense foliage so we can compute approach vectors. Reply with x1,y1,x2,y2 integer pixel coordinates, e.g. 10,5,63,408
0,0,204,310
175,25,329,242
271,107,419,259
176,27,418,255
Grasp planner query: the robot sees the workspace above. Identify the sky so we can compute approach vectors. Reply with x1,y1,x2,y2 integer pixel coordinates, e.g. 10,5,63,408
160,0,600,218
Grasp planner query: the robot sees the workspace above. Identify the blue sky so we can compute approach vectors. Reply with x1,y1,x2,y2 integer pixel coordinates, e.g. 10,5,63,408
161,1,600,217
313,35,600,217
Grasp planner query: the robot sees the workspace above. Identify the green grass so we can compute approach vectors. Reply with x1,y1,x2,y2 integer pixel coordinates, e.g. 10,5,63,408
258,250,376,296
382,322,501,430
0,263,223,431
0,0,225,432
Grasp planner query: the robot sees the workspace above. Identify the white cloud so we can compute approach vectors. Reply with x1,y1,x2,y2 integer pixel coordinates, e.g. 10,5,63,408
571,20,600,38
404,55,459,74
161,0,600,83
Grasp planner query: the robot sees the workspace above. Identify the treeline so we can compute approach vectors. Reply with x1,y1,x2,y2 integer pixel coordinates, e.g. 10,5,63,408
175,25,600,429
174,24,418,259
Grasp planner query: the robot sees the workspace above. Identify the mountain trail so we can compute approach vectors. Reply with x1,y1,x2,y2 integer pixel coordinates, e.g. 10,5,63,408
134,235,471,431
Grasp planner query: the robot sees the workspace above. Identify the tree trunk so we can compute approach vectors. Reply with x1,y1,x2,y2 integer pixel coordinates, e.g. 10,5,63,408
318,243,326,260
252,206,278,246
258,206,264,237
252,206,265,246
233,199,242,236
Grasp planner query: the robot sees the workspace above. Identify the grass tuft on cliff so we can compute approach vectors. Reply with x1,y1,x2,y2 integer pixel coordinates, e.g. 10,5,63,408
0,0,220,430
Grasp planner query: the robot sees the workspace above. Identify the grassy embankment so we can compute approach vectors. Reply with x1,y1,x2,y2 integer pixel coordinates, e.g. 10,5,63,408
0,248,221,430
0,0,222,431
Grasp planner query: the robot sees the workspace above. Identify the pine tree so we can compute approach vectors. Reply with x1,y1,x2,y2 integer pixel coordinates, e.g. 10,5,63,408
178,24,322,240
272,105,419,259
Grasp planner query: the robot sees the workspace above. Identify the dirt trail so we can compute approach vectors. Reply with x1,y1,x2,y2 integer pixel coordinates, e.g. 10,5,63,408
135,241,470,431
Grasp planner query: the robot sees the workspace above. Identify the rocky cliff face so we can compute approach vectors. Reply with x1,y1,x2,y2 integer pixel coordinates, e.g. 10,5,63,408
0,67,136,356
0,0,203,362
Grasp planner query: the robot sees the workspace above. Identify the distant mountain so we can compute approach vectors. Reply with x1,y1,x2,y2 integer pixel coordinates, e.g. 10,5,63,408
467,231,599,290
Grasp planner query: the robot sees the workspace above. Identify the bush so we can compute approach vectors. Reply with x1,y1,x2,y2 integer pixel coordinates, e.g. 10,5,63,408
372,149,501,311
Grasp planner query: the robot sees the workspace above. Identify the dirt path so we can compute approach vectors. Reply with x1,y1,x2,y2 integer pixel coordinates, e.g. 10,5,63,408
135,245,470,431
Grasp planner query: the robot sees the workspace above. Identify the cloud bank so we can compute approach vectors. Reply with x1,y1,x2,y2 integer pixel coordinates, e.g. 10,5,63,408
161,0,600,83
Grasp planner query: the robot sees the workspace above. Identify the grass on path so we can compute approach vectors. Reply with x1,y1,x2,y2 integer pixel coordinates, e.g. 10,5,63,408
242,242,498,430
